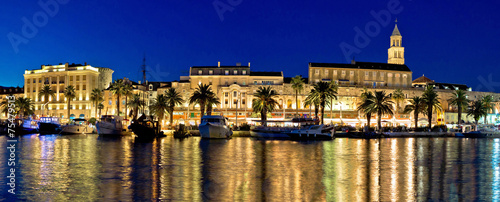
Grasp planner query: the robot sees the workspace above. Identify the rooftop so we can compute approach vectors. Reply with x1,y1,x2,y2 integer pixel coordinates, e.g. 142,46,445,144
309,61,411,72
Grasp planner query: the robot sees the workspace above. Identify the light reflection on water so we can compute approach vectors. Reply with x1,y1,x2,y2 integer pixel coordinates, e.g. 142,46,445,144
1,135,500,201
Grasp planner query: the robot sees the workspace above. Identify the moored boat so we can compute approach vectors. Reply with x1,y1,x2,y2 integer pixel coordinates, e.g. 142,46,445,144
199,115,232,139
38,117,62,134
96,115,127,136
250,118,319,139
285,124,334,140
455,125,500,138
129,114,165,139
61,118,93,134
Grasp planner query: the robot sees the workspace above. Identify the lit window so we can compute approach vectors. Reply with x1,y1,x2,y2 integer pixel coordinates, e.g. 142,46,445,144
325,70,329,74
315,69,319,75
209,70,213,75
242,70,247,75
388,73,393,77
396,74,400,78
381,73,384,77
198,70,203,75
242,81,246,85
234,70,238,74
334,70,337,75
350,71,354,76
233,91,237,97
225,70,229,75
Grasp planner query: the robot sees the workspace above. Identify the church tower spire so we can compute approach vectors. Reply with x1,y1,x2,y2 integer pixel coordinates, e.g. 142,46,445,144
388,22,405,64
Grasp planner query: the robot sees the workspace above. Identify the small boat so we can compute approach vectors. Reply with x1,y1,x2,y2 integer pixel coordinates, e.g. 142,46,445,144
199,115,232,139
61,118,93,134
38,117,62,134
13,118,38,135
285,125,334,140
250,118,319,139
455,125,500,138
129,114,165,139
96,115,127,136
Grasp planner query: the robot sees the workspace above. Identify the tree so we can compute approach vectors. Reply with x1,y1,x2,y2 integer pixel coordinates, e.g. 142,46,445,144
189,84,216,120
15,97,34,118
482,95,494,124
150,94,168,130
404,96,425,128
123,82,133,119
90,88,103,118
422,85,442,127
467,100,487,125
392,88,405,112
357,89,374,130
305,81,337,125
128,94,145,120
63,85,76,119
448,89,468,125
165,88,184,127
97,103,104,118
0,95,13,118
291,75,305,117
205,95,221,116
110,79,125,116
252,86,279,126
38,85,55,116
304,94,320,121
369,91,394,131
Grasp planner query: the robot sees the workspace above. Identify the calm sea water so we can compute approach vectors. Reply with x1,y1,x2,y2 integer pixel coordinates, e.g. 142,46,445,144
1,134,500,201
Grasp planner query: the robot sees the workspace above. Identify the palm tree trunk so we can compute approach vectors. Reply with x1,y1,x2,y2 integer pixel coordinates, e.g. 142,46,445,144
95,101,98,118
414,112,418,128
262,108,267,127
116,94,121,116
377,112,382,131
67,100,71,119
367,113,371,130
320,106,325,125
169,109,174,127
457,105,462,125
125,96,128,119
428,105,433,128
200,101,205,120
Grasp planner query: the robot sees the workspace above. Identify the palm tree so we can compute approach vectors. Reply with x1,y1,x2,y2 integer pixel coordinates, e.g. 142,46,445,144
128,94,145,120
304,94,320,120
392,89,405,112
189,84,216,120
110,79,125,116
252,86,279,126
123,83,133,119
404,96,425,128
357,89,374,130
150,94,168,130
482,95,494,124
0,95,13,118
165,88,184,127
38,85,55,116
448,89,468,125
205,95,221,116
97,103,104,118
369,91,394,131
422,85,442,127
305,81,337,125
467,100,487,126
15,97,34,118
291,75,305,117
63,85,76,119
90,88,103,118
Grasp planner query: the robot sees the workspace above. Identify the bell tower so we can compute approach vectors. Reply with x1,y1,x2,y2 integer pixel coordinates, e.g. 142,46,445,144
388,22,405,65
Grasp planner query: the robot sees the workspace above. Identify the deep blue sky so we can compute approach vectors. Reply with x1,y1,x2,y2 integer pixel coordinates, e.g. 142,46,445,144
1,0,499,92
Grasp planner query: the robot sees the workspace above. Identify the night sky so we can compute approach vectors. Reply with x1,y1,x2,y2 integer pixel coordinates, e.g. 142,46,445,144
1,0,499,92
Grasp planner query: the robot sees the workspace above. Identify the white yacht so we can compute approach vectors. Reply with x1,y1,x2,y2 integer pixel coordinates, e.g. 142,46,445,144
286,124,334,140
96,115,126,136
61,118,93,134
199,115,232,139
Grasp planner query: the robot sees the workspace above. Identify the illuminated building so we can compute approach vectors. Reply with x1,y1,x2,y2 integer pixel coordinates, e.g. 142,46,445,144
23,63,113,119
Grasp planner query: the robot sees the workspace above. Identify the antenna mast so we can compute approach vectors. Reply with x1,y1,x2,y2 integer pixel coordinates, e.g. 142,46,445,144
141,54,147,85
